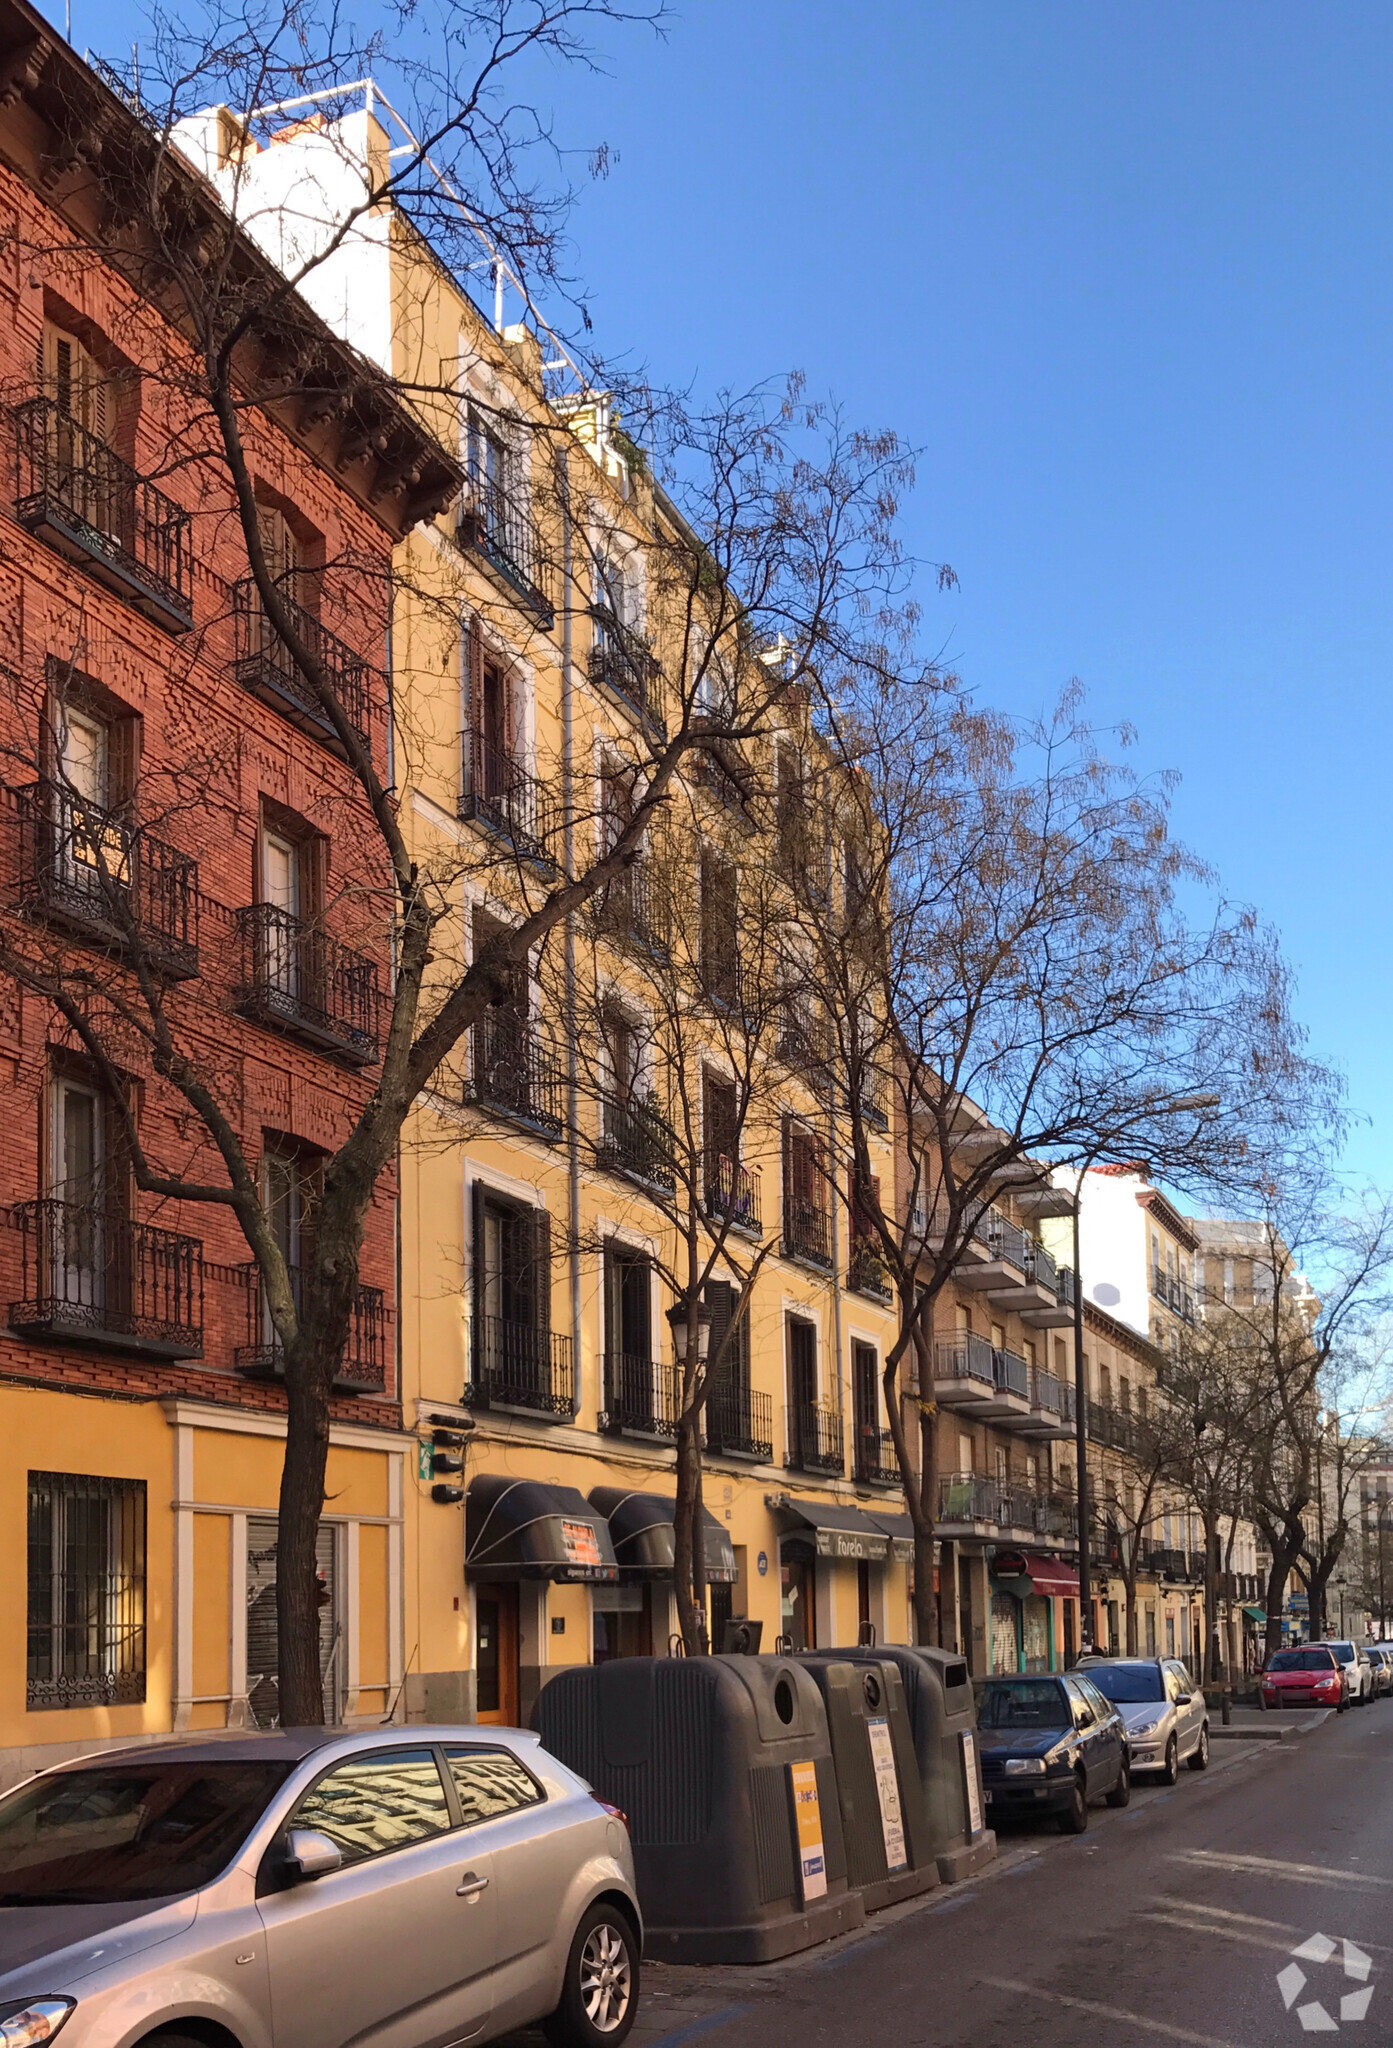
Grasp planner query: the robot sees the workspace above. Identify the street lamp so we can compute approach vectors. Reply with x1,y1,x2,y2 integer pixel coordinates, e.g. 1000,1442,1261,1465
1070,1093,1220,1661
666,1296,713,1366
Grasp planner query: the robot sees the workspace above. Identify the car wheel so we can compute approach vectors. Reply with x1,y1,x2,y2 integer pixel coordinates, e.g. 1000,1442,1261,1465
1057,1773,1089,1834
1106,1754,1131,1807
1160,1736,1179,1786
545,1901,640,2048
1188,1724,1210,1771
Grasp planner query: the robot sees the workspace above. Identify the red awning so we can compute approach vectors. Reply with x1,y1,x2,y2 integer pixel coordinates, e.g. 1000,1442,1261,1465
1024,1552,1080,1599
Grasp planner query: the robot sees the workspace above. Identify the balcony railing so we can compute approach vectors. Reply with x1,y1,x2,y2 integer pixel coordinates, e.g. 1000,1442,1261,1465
981,1210,1030,1273
994,1347,1030,1400
601,1353,681,1439
1057,1263,1078,1310
13,780,199,978
1031,1366,1061,1416
234,905,381,1065
692,744,753,824
596,1093,675,1191
234,1265,387,1393
854,1423,901,1487
1152,1267,1197,1323
592,860,670,956
232,580,373,751
10,1198,203,1359
467,1013,565,1141
1086,1401,1142,1455
935,1470,1078,1541
937,1470,999,1524
1026,1240,1058,1293
589,605,665,734
466,1317,574,1418
459,729,557,870
705,1382,773,1462
458,475,553,625
704,1153,761,1234
14,397,193,632
933,1331,997,1388
782,1200,832,1270
788,1401,844,1475
847,1238,893,1301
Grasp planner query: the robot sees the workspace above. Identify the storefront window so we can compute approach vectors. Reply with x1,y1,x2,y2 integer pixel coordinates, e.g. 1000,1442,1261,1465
781,1551,815,1649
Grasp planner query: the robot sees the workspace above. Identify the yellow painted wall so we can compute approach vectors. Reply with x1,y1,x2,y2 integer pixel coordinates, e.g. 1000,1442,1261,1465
191,1513,231,1702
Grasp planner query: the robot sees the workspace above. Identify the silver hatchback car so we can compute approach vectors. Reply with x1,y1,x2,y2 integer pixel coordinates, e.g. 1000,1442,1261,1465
0,1726,641,2048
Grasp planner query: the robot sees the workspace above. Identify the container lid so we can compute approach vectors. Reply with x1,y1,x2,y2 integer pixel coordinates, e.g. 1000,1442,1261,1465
465,1475,619,1582
588,1487,739,1582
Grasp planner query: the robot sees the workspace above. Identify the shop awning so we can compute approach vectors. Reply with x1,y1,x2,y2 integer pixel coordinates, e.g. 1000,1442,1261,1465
1243,1605,1267,1624
588,1488,738,1583
465,1476,618,1583
772,1497,894,1562
1022,1551,1079,1599
867,1508,915,1563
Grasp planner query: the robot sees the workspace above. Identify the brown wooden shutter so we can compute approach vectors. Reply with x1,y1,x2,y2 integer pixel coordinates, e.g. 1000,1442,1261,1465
531,1207,551,1335
107,715,142,811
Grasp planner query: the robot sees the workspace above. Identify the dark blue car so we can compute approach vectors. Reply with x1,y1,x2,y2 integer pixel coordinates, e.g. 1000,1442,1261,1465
976,1672,1130,1833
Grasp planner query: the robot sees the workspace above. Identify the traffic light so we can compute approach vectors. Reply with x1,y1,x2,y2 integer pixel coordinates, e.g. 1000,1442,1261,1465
426,1427,467,1503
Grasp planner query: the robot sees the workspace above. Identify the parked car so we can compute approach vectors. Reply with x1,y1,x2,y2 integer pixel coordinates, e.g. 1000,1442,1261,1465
1260,1645,1347,1710
1079,1657,1210,1782
1364,1645,1393,1697
1323,1639,1374,1704
0,1727,641,2048
976,1672,1130,1834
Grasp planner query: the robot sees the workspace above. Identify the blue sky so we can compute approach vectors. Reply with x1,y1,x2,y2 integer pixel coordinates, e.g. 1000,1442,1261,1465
54,0,1393,1182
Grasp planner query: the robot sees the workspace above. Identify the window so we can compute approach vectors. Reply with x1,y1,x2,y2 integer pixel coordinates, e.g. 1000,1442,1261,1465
43,318,114,445
27,1471,146,1708
604,1241,653,1374
45,1065,128,1316
287,1749,452,1866
443,1746,545,1825
703,1069,740,1186
699,852,739,1006
471,1187,554,1407
782,1118,827,1263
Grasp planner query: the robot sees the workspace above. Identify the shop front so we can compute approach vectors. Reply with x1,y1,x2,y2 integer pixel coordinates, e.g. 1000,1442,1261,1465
464,1476,619,1723
587,1487,739,1660
988,1549,1080,1673
769,1497,911,1650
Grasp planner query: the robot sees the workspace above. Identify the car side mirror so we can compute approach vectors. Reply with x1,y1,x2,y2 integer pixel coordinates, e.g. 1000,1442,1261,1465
285,1828,343,1881
1174,1693,1192,1706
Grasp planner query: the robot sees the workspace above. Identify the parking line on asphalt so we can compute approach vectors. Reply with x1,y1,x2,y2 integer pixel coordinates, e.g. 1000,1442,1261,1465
1174,1850,1393,1890
982,1977,1244,2047
644,2005,752,2048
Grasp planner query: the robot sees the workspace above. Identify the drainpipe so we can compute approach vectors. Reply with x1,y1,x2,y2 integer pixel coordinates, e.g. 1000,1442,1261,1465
559,449,582,1406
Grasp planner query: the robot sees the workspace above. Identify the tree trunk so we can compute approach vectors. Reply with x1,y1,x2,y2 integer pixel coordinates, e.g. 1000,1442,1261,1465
1203,1507,1220,1685
672,1394,703,1655
275,1348,334,1725
913,1400,940,1646
1262,1542,1300,1664
1123,1567,1138,1656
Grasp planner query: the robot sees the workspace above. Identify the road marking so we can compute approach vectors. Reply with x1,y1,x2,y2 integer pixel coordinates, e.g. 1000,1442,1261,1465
646,2007,752,2048
1173,1850,1393,1890
982,1977,1242,2046
1141,1907,1325,1959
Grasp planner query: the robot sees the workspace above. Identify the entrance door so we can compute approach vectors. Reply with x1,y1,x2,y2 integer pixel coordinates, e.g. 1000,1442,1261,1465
475,1583,519,1724
780,1549,816,1650
51,1075,106,1309
261,829,301,1006
593,1584,651,1663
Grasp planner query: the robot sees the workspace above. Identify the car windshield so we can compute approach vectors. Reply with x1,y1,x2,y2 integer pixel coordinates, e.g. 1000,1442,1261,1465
0,1761,291,1904
1268,1650,1334,1672
977,1680,1066,1728
1082,1664,1165,1704
1326,1643,1354,1664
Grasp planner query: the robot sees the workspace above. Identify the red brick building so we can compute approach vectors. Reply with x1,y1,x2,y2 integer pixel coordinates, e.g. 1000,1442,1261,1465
0,0,458,1776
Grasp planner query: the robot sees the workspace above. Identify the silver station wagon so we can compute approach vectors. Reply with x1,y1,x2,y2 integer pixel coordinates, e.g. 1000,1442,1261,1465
0,1725,641,2048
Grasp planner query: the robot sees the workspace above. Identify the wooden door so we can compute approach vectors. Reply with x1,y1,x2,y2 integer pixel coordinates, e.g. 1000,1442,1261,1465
474,1582,520,1724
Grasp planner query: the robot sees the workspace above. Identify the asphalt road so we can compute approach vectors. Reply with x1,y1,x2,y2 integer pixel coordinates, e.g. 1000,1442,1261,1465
507,1698,1393,2048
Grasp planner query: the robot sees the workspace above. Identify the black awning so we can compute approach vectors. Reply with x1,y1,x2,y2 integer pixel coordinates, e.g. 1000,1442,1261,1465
465,1476,619,1583
866,1508,915,1563
588,1488,739,1583
773,1497,892,1563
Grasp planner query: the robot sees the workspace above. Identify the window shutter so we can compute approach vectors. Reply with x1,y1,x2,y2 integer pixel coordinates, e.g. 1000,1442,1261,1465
107,715,142,811
531,1207,551,1335
602,1241,617,1360
470,1180,486,1369
704,1279,733,1377
88,362,109,446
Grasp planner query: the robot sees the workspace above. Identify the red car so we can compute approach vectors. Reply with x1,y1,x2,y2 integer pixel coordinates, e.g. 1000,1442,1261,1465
1260,1646,1348,1710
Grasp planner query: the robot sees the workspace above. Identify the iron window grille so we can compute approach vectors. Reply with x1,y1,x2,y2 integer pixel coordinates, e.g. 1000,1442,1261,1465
27,1470,146,1709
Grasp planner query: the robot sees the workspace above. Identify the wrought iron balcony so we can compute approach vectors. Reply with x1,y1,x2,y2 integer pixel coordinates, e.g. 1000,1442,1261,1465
591,860,670,956
1152,1266,1197,1323
14,397,193,633
782,1199,832,1270
994,1347,1030,1400
691,743,754,825
596,1093,675,1191
601,1352,681,1440
457,475,553,625
234,1265,387,1393
232,580,374,752
704,1153,761,1235
234,905,381,1065
848,1237,893,1301
936,1470,1000,1524
10,1197,203,1359
13,780,199,978
459,729,558,870
854,1423,901,1487
466,1013,565,1141
705,1382,773,1462
788,1401,844,1475
589,605,665,734
466,1316,573,1418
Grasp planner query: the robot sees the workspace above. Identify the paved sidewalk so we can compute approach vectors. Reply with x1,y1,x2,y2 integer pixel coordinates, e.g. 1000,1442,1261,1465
1211,1705,1334,1740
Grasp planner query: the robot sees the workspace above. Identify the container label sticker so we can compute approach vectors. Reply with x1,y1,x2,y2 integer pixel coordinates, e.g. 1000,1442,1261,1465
789,1759,827,1902
866,1716,908,1870
961,1729,983,1836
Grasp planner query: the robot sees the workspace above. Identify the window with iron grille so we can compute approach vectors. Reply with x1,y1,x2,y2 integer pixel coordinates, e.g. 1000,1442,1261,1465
27,1471,146,1708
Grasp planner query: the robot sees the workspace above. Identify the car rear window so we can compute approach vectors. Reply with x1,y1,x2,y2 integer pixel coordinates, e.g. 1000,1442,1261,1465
1268,1650,1335,1672
1084,1664,1164,1704
1327,1643,1355,1663
0,1761,290,1903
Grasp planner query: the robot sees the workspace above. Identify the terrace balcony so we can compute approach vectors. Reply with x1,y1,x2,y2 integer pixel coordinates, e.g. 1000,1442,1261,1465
465,1317,573,1419
234,1265,387,1394
10,1198,203,1360
13,780,199,979
232,580,373,754
233,905,381,1065
14,397,193,633
457,474,553,626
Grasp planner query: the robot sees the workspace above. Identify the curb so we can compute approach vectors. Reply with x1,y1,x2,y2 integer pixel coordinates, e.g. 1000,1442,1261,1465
1210,1708,1333,1742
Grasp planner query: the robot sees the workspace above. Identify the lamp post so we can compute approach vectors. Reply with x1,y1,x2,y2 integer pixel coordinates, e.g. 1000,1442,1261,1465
1069,1093,1220,1664
667,1296,713,1649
